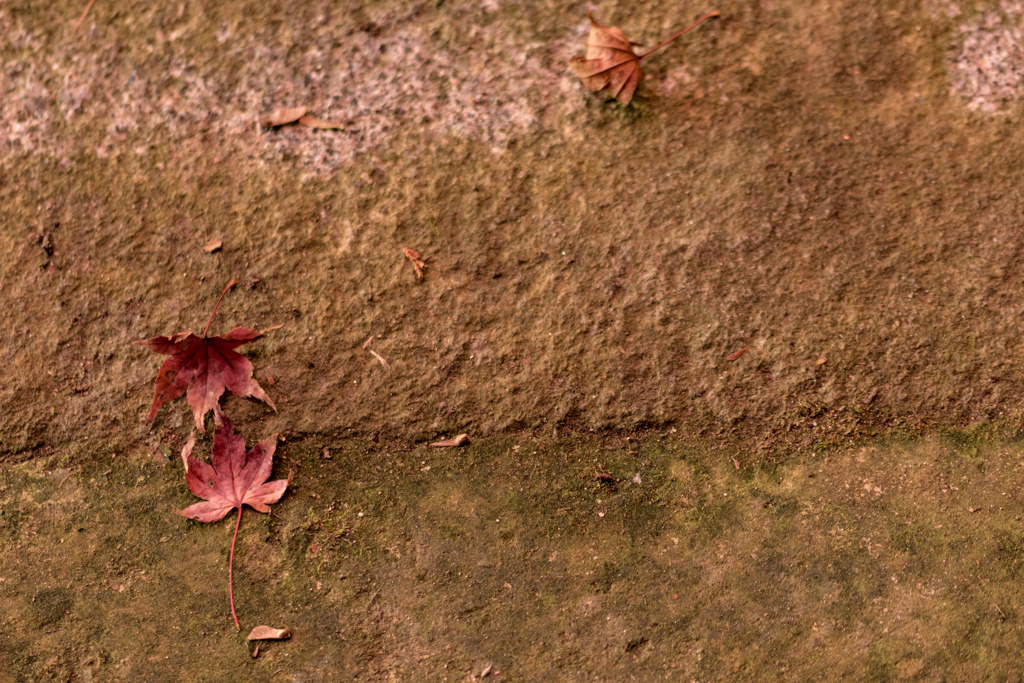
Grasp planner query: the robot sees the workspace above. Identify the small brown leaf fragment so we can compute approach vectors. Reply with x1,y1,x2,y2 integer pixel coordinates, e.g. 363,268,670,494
402,247,426,279
368,349,390,370
570,11,719,105
298,115,344,130
180,432,196,472
570,14,644,105
261,107,308,127
204,238,223,253
726,345,749,361
248,625,292,641
252,645,259,658
816,357,828,366
430,434,470,448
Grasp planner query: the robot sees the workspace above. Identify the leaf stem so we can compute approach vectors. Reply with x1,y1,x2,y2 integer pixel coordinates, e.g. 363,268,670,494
204,279,238,337
639,11,720,61
72,0,96,33
229,505,243,630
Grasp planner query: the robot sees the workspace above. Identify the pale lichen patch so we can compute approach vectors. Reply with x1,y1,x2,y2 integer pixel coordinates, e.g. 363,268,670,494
950,2,1024,111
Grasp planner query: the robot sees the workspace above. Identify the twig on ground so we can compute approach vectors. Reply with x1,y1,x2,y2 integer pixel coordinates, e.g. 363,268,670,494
73,0,96,33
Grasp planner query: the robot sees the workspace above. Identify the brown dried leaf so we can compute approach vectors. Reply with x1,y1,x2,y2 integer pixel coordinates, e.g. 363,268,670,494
261,107,308,127
430,434,470,448
570,14,643,105
368,349,390,370
248,625,292,641
204,238,222,253
402,247,426,279
726,345,749,361
570,11,719,105
298,115,344,130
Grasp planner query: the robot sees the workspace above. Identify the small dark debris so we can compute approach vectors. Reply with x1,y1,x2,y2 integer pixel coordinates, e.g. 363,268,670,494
595,471,617,491
625,636,649,653
360,22,382,36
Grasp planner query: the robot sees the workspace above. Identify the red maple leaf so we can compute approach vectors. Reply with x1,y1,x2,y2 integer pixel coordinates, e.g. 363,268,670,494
180,404,290,628
135,280,279,430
